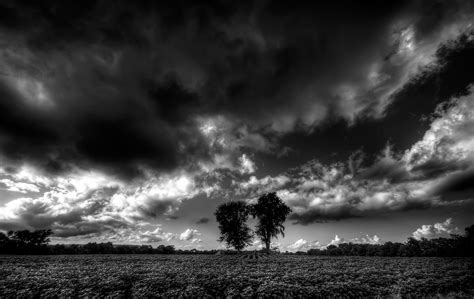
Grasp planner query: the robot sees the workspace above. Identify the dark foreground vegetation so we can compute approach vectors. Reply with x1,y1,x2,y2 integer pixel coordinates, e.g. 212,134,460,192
1,224,473,256
0,255,473,297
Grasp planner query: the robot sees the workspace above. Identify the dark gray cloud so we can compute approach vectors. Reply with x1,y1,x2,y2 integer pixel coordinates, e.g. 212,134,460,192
0,0,472,180
357,153,411,183
410,158,467,180
289,207,361,225
430,168,474,201
135,198,181,220
196,217,210,224
52,218,130,238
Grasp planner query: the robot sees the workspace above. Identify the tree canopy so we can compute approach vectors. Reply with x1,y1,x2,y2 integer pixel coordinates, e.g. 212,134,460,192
215,201,253,251
251,192,292,252
0,229,52,254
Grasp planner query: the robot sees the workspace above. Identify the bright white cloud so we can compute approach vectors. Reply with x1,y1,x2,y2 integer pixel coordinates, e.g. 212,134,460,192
327,235,345,247
0,166,212,241
0,164,53,187
350,234,381,245
236,175,290,195
284,234,382,252
239,154,257,174
0,179,40,193
286,238,321,252
179,228,201,242
404,93,474,172
412,218,459,240
196,116,273,174
250,239,263,250
96,225,176,243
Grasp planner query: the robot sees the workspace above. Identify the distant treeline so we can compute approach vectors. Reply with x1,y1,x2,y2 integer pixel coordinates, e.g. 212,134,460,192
306,225,474,257
1,225,473,256
0,230,209,255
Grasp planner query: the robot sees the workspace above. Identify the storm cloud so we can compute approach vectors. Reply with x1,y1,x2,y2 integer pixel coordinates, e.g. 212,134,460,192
0,0,473,179
1,1,474,245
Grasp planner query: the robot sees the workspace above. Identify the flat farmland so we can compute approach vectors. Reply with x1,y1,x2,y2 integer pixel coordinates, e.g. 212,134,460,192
1,255,473,298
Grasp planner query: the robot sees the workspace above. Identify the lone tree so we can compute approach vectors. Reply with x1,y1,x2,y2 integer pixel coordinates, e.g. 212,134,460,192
251,192,291,252
215,201,253,251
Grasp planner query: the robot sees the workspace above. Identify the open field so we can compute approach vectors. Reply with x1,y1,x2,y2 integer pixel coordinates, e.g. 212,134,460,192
1,255,473,298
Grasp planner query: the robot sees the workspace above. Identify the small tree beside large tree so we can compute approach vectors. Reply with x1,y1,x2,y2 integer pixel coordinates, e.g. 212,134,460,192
251,192,292,252
215,201,253,251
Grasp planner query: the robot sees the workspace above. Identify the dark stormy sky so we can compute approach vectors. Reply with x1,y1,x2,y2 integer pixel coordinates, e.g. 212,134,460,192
1,0,474,250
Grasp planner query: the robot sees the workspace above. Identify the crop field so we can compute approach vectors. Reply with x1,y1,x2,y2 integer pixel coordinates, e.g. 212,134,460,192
0,255,473,298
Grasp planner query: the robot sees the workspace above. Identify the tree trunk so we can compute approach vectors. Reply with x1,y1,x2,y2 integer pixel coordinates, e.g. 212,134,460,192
265,231,270,253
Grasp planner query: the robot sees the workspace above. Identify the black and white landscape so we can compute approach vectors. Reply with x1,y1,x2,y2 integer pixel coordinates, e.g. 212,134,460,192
0,0,474,297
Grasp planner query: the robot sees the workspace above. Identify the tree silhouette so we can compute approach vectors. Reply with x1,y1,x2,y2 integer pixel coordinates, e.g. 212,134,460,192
2,229,52,254
215,201,253,251
8,229,52,247
251,192,291,252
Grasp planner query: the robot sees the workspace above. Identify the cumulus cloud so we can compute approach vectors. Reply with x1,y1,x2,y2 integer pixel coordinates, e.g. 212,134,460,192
284,234,382,252
327,235,345,247
196,116,274,173
350,234,382,245
133,227,176,243
0,167,209,239
239,154,257,174
404,96,474,176
179,228,202,243
236,175,291,196
412,218,459,240
286,239,322,252
90,225,176,243
0,178,40,193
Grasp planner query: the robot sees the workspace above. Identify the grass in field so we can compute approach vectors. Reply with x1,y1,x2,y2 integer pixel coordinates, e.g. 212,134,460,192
0,255,473,297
